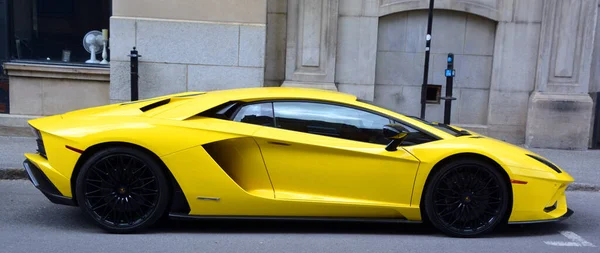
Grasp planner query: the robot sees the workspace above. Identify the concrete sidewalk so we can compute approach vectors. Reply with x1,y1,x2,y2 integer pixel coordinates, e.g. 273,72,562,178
1,127,599,189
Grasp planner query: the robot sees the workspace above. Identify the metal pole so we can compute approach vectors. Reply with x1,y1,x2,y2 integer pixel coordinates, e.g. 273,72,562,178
593,92,600,149
443,53,455,125
420,0,435,119
128,47,141,101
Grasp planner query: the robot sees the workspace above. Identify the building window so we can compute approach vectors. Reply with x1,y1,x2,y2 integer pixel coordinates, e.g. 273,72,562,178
9,0,111,65
426,84,442,104
0,80,7,113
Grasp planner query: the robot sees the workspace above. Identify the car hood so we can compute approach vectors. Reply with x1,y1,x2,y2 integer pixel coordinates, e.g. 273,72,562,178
451,134,567,175
404,126,569,177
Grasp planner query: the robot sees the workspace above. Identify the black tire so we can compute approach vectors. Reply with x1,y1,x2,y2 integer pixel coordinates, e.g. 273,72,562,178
423,159,509,237
75,147,171,233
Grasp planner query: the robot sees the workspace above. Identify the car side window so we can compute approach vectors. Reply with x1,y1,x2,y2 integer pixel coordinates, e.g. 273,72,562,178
272,102,391,145
232,103,274,127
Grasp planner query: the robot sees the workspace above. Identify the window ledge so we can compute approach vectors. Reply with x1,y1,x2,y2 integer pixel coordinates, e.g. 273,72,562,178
3,61,110,82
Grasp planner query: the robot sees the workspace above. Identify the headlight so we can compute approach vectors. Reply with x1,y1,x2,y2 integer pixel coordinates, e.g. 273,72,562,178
526,154,562,173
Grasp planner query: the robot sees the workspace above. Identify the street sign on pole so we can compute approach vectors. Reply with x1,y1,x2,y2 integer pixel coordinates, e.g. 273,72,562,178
442,53,456,124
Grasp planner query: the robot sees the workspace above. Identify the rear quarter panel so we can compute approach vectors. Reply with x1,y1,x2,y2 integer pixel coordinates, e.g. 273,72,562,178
27,115,262,198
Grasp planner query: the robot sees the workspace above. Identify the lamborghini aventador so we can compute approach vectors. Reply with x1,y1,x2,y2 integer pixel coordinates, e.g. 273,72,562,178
22,87,574,237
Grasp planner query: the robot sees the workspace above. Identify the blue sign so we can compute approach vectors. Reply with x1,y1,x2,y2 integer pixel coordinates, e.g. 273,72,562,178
445,69,455,77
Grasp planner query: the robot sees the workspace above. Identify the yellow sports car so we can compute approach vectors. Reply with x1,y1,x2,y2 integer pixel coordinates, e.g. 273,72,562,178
23,87,574,237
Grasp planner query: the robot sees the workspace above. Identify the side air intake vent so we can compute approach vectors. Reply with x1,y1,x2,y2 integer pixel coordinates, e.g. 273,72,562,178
140,99,170,112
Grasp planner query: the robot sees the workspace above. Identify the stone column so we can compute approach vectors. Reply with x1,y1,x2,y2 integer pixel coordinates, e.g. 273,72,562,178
485,0,543,144
525,0,598,150
282,0,339,90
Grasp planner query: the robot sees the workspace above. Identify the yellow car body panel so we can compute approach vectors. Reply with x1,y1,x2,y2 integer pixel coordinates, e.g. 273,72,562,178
161,145,419,218
22,87,573,225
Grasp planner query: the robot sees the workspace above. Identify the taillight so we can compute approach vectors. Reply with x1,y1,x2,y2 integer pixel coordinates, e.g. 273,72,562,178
29,125,47,159
29,124,41,139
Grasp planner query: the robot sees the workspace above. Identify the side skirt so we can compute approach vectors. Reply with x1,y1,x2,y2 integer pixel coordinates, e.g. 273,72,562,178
168,213,422,224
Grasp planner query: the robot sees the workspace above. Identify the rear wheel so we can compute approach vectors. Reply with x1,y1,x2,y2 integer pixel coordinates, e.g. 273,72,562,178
423,159,509,237
75,147,170,233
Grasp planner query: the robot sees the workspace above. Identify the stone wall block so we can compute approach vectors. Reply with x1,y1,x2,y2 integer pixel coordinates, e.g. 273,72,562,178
136,19,239,66
188,66,264,91
239,25,267,67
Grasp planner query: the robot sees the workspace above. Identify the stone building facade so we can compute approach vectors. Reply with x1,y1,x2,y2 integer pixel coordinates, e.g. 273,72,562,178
107,0,600,150
1,0,599,150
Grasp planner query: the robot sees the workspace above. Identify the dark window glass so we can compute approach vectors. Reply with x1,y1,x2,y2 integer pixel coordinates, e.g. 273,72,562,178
273,102,391,145
233,103,274,126
199,102,238,120
10,0,111,64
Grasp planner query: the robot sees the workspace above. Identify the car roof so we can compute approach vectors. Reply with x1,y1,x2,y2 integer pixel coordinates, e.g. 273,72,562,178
148,87,457,140
148,87,358,120
194,87,358,103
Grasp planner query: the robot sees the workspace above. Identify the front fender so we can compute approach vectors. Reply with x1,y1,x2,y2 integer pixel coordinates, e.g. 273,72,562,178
403,136,574,222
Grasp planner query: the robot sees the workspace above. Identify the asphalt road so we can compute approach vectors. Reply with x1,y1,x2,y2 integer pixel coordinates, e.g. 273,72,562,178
0,136,35,169
0,180,598,253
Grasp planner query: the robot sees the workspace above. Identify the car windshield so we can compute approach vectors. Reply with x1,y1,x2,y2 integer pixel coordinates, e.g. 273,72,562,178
405,116,469,136
356,99,468,137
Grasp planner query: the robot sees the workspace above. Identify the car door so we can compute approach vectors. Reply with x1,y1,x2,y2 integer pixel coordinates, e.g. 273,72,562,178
250,101,421,207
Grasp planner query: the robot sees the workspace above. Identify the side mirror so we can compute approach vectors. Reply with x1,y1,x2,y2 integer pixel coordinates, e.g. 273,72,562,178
383,124,409,151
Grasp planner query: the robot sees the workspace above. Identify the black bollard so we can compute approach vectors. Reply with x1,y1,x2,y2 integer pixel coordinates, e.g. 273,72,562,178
128,47,141,101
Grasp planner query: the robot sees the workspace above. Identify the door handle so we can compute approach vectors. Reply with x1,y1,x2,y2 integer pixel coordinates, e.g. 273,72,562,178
268,141,291,146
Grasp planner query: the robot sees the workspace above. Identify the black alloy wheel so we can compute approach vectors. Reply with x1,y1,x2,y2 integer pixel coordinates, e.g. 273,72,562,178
423,159,509,237
76,147,170,233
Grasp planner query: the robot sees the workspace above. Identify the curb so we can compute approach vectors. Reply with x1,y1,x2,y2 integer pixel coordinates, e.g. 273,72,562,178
1,168,599,192
0,126,35,137
0,168,28,180
567,183,600,192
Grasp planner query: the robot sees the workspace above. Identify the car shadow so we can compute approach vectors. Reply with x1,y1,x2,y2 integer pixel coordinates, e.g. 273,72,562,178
18,205,99,231
152,218,433,235
146,217,572,238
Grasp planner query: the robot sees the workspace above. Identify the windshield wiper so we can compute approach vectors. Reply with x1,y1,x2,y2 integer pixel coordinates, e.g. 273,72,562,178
435,123,472,136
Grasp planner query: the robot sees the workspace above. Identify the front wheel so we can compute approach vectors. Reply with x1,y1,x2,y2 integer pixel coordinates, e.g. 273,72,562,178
423,159,510,237
75,147,171,233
